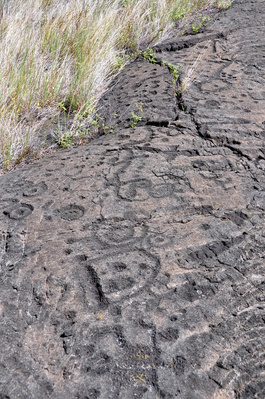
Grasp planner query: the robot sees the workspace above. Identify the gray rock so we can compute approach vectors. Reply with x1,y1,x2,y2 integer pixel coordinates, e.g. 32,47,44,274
0,0,264,398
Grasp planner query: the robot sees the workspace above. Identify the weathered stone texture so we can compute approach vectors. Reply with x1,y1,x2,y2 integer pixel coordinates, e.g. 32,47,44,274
0,0,264,398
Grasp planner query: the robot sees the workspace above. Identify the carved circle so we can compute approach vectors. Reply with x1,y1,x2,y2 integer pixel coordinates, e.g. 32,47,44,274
119,179,151,201
95,219,145,246
96,221,135,245
4,203,34,220
23,182,48,197
145,234,174,248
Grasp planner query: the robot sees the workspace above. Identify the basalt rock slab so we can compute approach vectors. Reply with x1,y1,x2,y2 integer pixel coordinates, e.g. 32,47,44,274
98,57,178,129
158,0,265,164
0,1,265,398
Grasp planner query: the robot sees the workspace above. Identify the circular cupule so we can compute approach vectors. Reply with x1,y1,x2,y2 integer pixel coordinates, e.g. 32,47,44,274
119,179,151,201
144,234,174,248
58,204,85,221
23,181,48,197
3,203,34,220
95,220,138,246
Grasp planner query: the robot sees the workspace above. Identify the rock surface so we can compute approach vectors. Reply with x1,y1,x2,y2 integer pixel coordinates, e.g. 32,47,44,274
0,1,265,398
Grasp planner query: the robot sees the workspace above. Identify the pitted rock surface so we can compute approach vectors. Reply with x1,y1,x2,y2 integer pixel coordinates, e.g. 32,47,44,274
1,1,265,398
99,57,178,128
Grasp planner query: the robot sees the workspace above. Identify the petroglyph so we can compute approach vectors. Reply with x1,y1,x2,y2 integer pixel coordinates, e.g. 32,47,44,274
0,1,264,398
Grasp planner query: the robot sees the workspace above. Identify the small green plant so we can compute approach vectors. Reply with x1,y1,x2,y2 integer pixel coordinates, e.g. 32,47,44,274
180,102,188,112
90,114,114,135
130,103,143,128
57,130,75,148
171,8,186,21
114,55,124,72
217,0,232,9
168,63,182,84
142,48,157,64
130,112,142,128
103,124,114,134
192,15,211,34
57,102,67,111
162,60,183,88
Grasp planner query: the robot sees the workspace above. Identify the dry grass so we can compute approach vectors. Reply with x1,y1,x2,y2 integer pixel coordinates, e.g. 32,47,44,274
212,390,234,399
0,0,231,170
